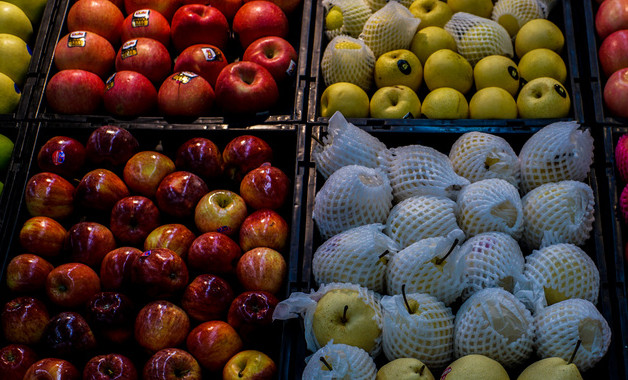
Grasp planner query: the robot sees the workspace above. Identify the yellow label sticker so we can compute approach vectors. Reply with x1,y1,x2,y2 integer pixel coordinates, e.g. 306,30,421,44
68,31,86,48
132,9,150,27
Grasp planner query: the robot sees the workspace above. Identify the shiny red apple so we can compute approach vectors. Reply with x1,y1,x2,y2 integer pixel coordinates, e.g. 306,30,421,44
46,69,106,115
131,248,189,298
227,290,279,343
66,222,117,268
0,344,38,380
157,71,215,117
186,231,242,275
222,135,273,181
123,151,176,197
175,137,223,180
1,296,50,345
24,172,75,220
37,136,86,177
604,67,628,118
143,348,202,380
240,162,290,210
186,320,243,372
214,61,279,114
54,32,115,78
135,300,191,353
83,353,138,380
85,292,135,344
46,263,101,308
86,125,139,167
110,196,161,245
74,168,130,212
6,254,54,293
121,9,171,48
100,247,143,290
243,36,297,83
239,209,289,252
103,70,158,117
19,216,67,257
41,311,97,358
67,0,125,45
181,274,235,321
144,223,196,259
124,0,180,21
170,4,230,52
155,171,209,218
115,37,172,84
232,0,288,48
23,358,80,380
173,44,228,88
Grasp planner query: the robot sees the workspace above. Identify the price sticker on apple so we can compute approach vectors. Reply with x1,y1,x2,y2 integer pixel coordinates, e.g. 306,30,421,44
120,39,139,60
68,31,86,48
286,60,297,77
52,150,66,166
171,72,198,84
202,47,222,62
105,73,116,90
132,10,150,27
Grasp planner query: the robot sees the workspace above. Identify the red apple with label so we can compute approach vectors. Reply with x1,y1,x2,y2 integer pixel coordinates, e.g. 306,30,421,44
100,247,142,290
42,311,97,358
54,31,116,78
83,353,138,380
46,263,101,308
135,300,191,353
243,36,297,83
37,136,86,177
194,189,248,236
206,0,243,20
240,162,290,210
19,216,67,257
0,344,38,380
45,69,105,115
143,348,202,380
596,0,628,39
170,4,229,52
181,274,235,321
155,171,209,218
236,247,286,294
604,67,628,118
6,254,54,293
67,0,125,45
222,135,273,181
144,224,195,259
131,248,189,298
175,137,223,179
239,209,289,252
74,168,130,212
121,9,171,48
222,350,277,380
186,232,242,275
1,297,50,345
24,172,75,220
85,292,135,344
123,151,176,197
110,196,161,245
157,71,215,116
23,358,80,380
124,0,180,21
227,291,279,343
86,125,139,166
186,320,243,372
232,0,288,48
103,71,158,116
256,0,301,14
173,44,227,87
115,38,171,84
66,222,117,268
215,61,279,114
599,29,628,77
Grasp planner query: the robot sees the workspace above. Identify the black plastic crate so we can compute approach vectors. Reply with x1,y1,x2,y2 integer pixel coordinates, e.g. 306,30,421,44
0,122,33,231
307,0,585,126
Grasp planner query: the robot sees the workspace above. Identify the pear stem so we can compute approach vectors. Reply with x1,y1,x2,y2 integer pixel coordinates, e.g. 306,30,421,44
378,251,388,259
434,239,459,266
401,284,413,313
340,305,348,324
311,135,324,146
568,339,582,364
320,357,333,371
419,364,425,376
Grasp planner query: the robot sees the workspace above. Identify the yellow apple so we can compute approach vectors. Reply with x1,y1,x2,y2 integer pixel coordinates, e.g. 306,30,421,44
0,33,31,86
0,1,32,42
0,71,20,114
423,48,473,94
516,77,570,118
469,87,518,119
410,26,457,65
320,82,370,118
515,18,564,58
421,87,468,119
518,48,567,83
408,0,453,29
473,55,520,96
447,0,493,18
374,49,423,91
222,350,277,380
5,0,46,24
377,358,435,380
370,85,421,119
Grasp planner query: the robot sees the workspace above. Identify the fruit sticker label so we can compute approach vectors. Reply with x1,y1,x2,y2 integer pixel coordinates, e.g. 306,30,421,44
440,367,452,379
397,59,411,75
202,47,222,62
508,66,519,80
286,60,297,77
68,31,86,48
172,72,198,84
121,39,139,60
132,9,150,27
105,73,116,91
52,150,65,165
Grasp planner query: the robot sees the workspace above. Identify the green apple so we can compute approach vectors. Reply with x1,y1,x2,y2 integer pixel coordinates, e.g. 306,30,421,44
473,55,520,97
0,33,31,86
0,71,20,114
518,48,567,84
447,0,493,18
515,18,564,58
410,26,457,65
375,49,423,91
408,0,453,30
0,1,32,42
517,357,583,380
421,87,469,119
423,49,473,94
377,358,435,380
516,77,570,118
370,85,421,119
0,180,3,196
0,133,14,172
320,82,370,118
5,0,46,24
440,355,509,380
469,87,518,119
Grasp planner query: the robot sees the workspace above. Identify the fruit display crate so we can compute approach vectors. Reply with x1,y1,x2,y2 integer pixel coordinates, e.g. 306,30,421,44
0,121,309,378
307,0,586,126
0,122,30,231
26,0,314,124
288,124,625,379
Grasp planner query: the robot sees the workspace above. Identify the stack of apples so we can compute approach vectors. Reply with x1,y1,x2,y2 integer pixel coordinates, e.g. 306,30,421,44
0,125,295,379
45,0,300,117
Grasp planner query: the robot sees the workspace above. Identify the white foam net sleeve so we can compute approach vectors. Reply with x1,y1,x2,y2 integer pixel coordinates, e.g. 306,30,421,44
380,145,470,202
313,224,399,294
359,1,421,58
381,293,455,368
321,35,376,92
491,0,544,32
524,243,599,306
519,121,594,194
385,195,462,250
454,232,525,300
449,132,520,188
521,180,595,250
302,342,377,380
313,112,389,179
456,178,524,240
454,288,535,368
535,0,559,17
534,299,611,372
323,0,373,39
444,12,514,66
313,165,393,241
386,230,466,305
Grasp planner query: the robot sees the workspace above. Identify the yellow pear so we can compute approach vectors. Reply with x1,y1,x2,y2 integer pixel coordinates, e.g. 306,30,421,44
469,87,518,119
408,0,453,29
473,55,520,97
370,85,421,119
517,357,583,380
423,49,473,94
375,49,423,91
0,71,20,114
518,48,567,83
0,33,31,86
516,77,570,118
515,18,564,58
440,354,510,380
377,358,435,380
0,1,33,43
421,87,469,119
320,82,370,118
410,26,457,65
447,0,493,18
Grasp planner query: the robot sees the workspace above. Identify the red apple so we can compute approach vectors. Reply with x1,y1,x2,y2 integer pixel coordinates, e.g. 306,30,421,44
143,348,202,380
170,4,229,53
239,209,289,252
121,9,171,48
194,189,248,236
240,162,290,210
103,71,158,116
74,168,130,212
123,151,176,197
110,196,161,245
6,254,54,293
100,247,142,290
604,67,628,118
54,32,115,78
23,358,80,380
86,125,139,166
83,353,138,380
115,38,172,84
134,300,191,353
144,223,195,259
186,320,243,372
37,136,86,178
0,344,38,380
596,0,628,39
24,172,75,220
42,311,97,358
67,0,125,45
599,29,628,77
251,0,301,14
1,297,50,345
226,291,278,343
181,274,235,321
207,0,243,20
45,69,105,115
243,36,297,83
45,263,101,308
214,61,279,114
157,71,215,116
19,216,67,257
155,171,209,218
236,247,286,294
125,0,180,21
85,292,135,344
232,0,288,48
222,350,277,380
131,248,189,298
173,44,228,88
222,135,273,181
66,222,117,268
186,232,242,275
175,137,223,179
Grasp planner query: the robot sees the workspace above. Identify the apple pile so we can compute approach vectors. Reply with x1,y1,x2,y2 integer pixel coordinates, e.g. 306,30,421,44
45,0,301,117
0,125,295,379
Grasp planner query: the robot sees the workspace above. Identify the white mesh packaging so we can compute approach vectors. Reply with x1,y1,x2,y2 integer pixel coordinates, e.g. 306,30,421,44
321,35,376,91
302,342,377,380
521,180,595,250
381,292,455,368
313,111,389,179
323,0,373,39
491,0,544,36
456,178,524,240
363,0,414,12
444,12,514,66
455,232,525,300
313,224,399,293
536,0,559,17
449,132,520,188
359,1,421,58
525,243,599,306
380,144,470,202
313,165,393,241
534,299,611,371
385,195,461,249
454,288,535,368
386,230,465,305
519,121,594,193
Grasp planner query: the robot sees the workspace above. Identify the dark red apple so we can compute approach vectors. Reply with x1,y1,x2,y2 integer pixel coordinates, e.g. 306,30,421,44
66,222,117,268
74,168,130,211
157,71,215,117
67,0,125,45
227,290,279,342
0,344,38,380
144,223,195,259
134,300,191,353
214,61,279,114
232,0,288,48
103,71,158,116
24,172,75,220
115,38,172,84
251,0,301,14
186,320,243,372
194,189,248,236
173,44,227,88
42,311,97,358
110,196,161,246
181,274,235,321
100,247,143,290
222,135,273,181
37,136,86,177
85,292,135,344
54,32,116,78
236,247,286,294
83,353,138,380
86,125,139,167
206,0,243,20
23,358,80,380
239,162,290,210
239,209,289,252
170,4,229,53
121,9,171,48
123,151,176,197
143,348,202,380
46,69,105,114
599,29,628,77
243,36,297,83
6,254,54,293
19,216,67,257
155,171,209,218
175,137,223,179
124,0,180,21
1,297,50,345
186,232,242,275
596,0,628,39
604,67,628,118
45,263,101,308
131,248,189,298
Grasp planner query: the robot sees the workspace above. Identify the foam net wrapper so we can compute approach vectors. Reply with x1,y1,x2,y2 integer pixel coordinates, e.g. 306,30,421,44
385,195,461,250
535,0,559,17
380,145,470,202
449,132,520,188
454,288,535,368
313,224,399,294
455,232,525,300
386,230,466,305
302,342,377,380
456,178,524,240
321,35,375,92
313,165,393,241
491,0,544,34
534,299,611,371
521,180,595,250
519,121,594,194
272,282,383,357
524,243,599,306
363,0,413,13
313,112,389,179
444,12,513,66
359,1,421,58
323,0,373,39
381,292,455,368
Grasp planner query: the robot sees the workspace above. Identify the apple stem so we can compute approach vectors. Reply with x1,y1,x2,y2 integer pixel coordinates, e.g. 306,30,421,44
311,134,324,146
568,339,582,364
320,356,333,371
401,284,412,313
238,368,244,377
434,239,459,266
419,364,425,375
340,305,348,323
378,251,388,259
155,140,164,152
